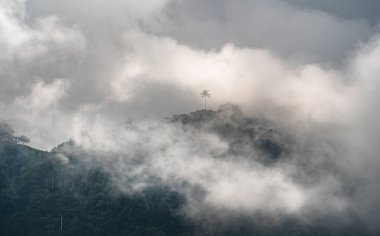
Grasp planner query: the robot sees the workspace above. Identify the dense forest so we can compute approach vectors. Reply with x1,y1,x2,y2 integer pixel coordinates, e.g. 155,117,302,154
0,108,374,235
0,139,192,236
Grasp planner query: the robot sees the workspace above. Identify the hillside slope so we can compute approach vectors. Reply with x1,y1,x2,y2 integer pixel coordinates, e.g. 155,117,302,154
0,107,374,236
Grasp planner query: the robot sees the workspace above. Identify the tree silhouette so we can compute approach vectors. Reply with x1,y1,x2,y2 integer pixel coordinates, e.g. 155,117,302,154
125,117,136,130
201,89,211,110
16,135,30,144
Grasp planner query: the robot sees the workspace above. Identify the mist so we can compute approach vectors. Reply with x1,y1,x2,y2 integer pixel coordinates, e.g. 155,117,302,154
1,0,380,233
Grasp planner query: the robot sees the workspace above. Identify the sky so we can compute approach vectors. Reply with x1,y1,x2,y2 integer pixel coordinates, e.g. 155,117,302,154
1,0,380,149
1,0,380,231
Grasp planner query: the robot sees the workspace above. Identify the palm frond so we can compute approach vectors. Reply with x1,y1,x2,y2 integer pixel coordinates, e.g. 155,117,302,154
201,89,210,97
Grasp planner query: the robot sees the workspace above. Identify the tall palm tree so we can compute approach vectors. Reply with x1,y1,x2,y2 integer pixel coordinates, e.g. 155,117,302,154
201,89,211,109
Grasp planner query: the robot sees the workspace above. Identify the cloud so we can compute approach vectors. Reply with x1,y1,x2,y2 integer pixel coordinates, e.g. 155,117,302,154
345,34,380,228
284,0,380,24
50,26,380,231
110,30,352,125
1,0,380,231
162,0,373,64
2,79,70,149
66,115,308,215
15,79,68,110
0,0,85,148
0,0,85,107
60,104,353,223
0,0,85,61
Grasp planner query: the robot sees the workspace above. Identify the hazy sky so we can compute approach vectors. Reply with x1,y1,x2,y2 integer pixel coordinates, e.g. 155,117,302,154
1,0,379,148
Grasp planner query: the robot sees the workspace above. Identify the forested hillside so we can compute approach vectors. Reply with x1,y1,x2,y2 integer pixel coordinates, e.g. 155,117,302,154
0,108,374,235
0,133,190,235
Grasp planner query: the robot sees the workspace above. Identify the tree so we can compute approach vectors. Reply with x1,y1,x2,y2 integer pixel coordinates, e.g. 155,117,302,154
125,117,136,130
201,89,211,110
16,135,30,144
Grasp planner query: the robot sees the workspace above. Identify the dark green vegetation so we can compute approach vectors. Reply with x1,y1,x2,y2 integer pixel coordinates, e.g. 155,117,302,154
0,140,191,236
0,110,376,235
170,104,287,163
0,122,191,236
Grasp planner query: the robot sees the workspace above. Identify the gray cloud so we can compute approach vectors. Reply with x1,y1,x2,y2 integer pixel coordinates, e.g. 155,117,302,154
161,0,374,65
284,0,380,24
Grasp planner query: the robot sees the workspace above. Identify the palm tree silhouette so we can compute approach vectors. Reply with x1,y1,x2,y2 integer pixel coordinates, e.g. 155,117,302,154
201,89,211,110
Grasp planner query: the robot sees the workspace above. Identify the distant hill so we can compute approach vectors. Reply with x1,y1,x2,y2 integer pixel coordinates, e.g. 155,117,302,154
169,104,287,163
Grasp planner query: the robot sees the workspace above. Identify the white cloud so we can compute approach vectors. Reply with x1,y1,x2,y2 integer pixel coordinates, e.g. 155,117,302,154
15,79,68,110
0,0,85,61
109,30,352,125
68,114,307,215
5,79,71,149
162,0,373,64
